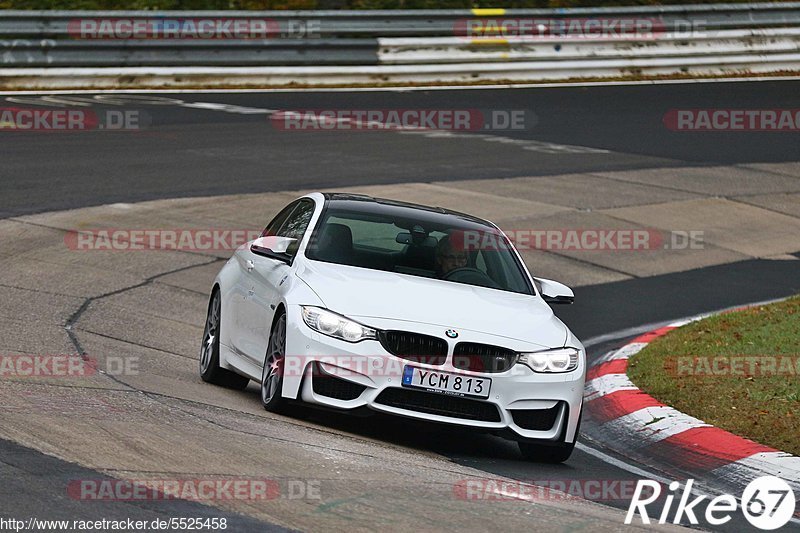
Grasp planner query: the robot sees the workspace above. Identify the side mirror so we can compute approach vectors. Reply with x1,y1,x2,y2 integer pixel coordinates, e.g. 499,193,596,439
250,236,297,264
534,277,574,305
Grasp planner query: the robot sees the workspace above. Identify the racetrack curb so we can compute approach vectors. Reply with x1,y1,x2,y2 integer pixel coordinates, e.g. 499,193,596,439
583,307,800,497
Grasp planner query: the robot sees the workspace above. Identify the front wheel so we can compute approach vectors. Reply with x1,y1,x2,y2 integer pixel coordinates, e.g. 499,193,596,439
261,312,287,413
199,290,250,390
518,439,576,464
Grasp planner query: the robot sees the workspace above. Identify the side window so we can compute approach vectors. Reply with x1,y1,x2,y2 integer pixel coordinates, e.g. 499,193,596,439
276,200,315,254
262,202,298,237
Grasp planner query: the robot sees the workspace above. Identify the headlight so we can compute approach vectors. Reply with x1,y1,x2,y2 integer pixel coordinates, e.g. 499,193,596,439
517,347,580,373
301,306,377,343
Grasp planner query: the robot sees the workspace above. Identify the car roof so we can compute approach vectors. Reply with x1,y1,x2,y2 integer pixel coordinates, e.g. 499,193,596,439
320,192,492,226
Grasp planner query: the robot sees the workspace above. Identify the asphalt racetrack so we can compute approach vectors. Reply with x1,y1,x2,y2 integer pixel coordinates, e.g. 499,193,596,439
1,80,799,531
2,80,800,218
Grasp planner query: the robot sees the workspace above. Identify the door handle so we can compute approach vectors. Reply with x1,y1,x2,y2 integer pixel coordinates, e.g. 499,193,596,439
246,259,255,272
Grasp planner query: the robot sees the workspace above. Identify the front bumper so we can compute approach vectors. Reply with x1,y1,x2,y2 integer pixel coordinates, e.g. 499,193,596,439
282,305,585,443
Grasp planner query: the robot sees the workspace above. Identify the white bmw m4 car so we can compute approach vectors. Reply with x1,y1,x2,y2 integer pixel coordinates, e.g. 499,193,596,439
200,192,585,462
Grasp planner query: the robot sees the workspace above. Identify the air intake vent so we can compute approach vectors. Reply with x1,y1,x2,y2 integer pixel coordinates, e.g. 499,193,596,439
452,342,516,373
510,403,563,431
312,364,367,401
378,331,448,366
375,388,500,422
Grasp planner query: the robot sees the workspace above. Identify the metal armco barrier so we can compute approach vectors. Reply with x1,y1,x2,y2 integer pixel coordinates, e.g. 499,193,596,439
377,28,800,64
0,3,799,87
0,39,378,67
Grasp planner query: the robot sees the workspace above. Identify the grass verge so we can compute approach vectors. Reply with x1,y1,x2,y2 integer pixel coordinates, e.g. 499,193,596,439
627,296,800,456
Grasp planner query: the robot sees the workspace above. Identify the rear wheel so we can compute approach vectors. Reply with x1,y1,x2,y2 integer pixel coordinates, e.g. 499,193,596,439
518,408,581,464
199,290,250,390
261,312,287,413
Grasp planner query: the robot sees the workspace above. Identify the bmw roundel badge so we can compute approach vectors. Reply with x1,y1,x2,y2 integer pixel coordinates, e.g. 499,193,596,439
445,329,459,338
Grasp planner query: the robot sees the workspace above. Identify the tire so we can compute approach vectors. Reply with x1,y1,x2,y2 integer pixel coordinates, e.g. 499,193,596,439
261,312,287,413
199,289,250,390
518,407,581,464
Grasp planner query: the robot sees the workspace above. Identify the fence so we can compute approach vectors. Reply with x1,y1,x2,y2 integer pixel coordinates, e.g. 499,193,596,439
0,4,798,87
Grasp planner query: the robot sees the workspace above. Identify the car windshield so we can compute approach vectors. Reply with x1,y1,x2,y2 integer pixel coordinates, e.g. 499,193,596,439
305,199,533,295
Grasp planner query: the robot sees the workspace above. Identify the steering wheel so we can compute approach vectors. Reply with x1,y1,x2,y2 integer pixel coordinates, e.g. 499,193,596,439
442,267,500,289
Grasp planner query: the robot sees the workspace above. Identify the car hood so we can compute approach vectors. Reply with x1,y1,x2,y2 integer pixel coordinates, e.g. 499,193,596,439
296,260,567,349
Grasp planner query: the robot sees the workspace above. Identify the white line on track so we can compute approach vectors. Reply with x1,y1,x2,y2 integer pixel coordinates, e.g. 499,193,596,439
1,94,610,155
575,442,674,486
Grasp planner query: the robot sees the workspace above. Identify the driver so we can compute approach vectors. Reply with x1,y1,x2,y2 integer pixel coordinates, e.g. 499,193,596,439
435,235,468,278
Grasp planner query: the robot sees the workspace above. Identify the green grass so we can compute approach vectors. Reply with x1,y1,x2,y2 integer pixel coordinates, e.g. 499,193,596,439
627,296,800,456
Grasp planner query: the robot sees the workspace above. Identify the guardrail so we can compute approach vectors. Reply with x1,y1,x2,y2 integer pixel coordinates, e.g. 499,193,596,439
0,4,798,88
378,28,800,64
0,40,378,67
3,4,800,38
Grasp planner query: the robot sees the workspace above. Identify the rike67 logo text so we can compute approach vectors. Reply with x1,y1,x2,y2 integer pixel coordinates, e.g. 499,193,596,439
626,477,796,530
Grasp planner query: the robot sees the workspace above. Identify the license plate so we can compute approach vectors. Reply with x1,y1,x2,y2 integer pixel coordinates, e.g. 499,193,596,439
401,365,491,399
